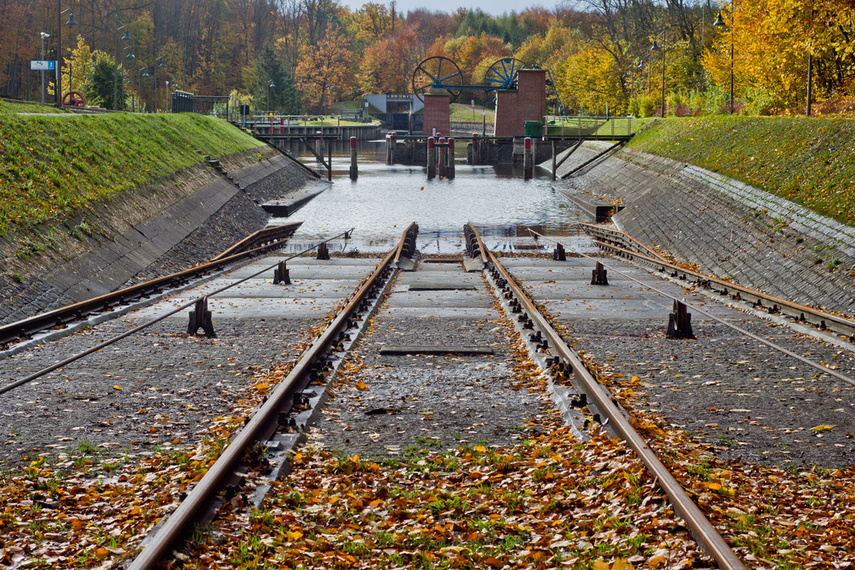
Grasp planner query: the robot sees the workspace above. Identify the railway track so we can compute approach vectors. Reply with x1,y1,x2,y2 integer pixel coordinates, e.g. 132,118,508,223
579,222,855,343
3,222,853,568
0,222,303,351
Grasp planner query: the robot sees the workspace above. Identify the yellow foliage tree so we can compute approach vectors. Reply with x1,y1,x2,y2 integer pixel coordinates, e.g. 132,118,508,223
557,42,626,115
296,28,352,113
61,35,95,96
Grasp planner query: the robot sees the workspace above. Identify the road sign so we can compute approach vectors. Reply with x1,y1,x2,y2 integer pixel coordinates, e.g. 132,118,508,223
31,60,56,71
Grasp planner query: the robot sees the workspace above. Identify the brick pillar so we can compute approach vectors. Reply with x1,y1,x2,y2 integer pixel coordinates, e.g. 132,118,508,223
494,90,520,137
422,91,451,137
494,69,547,137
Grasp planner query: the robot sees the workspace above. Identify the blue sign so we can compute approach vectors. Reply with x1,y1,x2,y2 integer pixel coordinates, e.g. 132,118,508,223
31,60,56,71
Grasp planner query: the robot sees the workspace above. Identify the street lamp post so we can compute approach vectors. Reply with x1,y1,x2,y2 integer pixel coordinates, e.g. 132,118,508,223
714,6,734,114
40,32,50,104
151,58,166,112
56,2,78,107
267,80,274,117
138,67,149,112
651,37,666,118
113,24,131,110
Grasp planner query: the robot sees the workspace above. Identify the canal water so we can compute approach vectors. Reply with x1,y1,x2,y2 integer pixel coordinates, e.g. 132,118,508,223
272,140,593,255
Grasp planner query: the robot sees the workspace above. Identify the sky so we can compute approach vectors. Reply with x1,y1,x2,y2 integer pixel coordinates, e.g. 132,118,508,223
337,0,563,17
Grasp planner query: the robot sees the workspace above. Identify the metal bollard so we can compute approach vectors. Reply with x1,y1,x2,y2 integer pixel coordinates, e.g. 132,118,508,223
553,243,566,261
317,242,331,260
591,261,609,285
426,137,436,180
667,300,694,339
273,260,291,285
447,138,455,179
187,297,216,337
523,136,532,181
349,136,358,181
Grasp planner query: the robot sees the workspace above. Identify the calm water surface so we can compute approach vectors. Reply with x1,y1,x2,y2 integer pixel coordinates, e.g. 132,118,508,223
273,140,593,255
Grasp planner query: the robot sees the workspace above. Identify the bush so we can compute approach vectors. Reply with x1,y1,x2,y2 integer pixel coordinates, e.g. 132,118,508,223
631,95,656,118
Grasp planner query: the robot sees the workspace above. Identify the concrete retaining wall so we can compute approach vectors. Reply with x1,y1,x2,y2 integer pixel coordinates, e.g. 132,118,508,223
550,143,855,314
0,148,315,325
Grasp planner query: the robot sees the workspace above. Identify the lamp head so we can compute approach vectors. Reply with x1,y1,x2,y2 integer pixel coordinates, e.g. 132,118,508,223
713,12,726,28
66,12,78,26
122,30,132,41
126,48,135,60
651,40,660,51
40,32,51,39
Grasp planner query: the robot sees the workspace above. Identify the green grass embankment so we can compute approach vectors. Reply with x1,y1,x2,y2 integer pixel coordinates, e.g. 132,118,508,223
628,117,855,227
0,113,264,235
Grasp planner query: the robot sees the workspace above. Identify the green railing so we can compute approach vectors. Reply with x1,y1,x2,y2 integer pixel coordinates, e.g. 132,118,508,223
542,116,652,138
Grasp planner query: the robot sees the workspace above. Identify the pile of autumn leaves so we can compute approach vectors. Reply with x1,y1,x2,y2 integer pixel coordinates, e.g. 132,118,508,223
1,341,854,569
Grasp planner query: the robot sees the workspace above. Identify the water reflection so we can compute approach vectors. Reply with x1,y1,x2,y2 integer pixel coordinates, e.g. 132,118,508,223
272,140,594,255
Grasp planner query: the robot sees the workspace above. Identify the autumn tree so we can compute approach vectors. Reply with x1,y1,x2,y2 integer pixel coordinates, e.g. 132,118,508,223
296,27,350,112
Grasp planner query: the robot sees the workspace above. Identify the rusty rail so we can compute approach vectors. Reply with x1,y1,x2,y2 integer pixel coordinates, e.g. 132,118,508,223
581,225,855,342
0,223,301,348
470,225,747,570
0,228,351,397
127,222,418,570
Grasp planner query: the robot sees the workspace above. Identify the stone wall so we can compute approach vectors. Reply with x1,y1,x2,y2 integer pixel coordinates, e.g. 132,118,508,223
0,148,318,325
550,143,855,314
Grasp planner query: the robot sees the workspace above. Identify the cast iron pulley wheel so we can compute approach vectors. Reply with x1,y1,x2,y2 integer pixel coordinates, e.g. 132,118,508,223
485,58,526,90
412,56,463,102
62,91,86,107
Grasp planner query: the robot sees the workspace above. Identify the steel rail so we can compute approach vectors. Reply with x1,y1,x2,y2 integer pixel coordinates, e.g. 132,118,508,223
536,231,855,387
0,222,303,347
0,229,352,396
469,225,747,570
578,224,855,342
128,222,418,570
528,227,854,385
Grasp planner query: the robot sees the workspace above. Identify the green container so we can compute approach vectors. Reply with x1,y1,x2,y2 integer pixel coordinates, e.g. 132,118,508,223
524,121,543,136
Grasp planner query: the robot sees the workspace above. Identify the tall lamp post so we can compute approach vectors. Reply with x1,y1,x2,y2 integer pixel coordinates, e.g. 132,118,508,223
56,2,78,107
40,32,50,104
713,6,734,114
113,24,131,110
138,66,150,112
151,58,166,112
651,36,666,118
267,80,274,117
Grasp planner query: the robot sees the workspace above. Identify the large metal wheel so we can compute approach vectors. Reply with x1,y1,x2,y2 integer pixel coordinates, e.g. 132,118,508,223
412,56,463,102
485,58,525,90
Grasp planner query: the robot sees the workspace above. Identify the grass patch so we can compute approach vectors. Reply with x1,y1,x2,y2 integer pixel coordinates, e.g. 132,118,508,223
449,102,495,125
0,113,264,235
628,117,855,227
0,99,73,115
